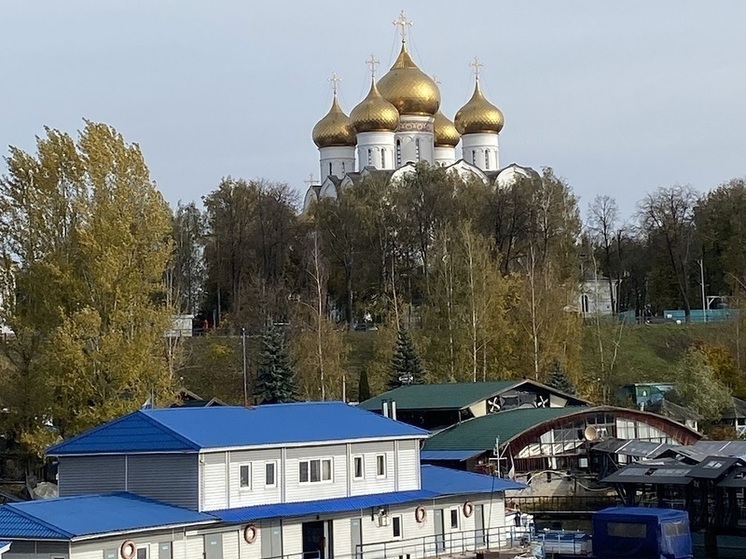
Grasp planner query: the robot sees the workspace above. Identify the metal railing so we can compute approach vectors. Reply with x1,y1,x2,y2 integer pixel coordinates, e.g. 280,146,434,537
354,525,533,559
511,495,618,512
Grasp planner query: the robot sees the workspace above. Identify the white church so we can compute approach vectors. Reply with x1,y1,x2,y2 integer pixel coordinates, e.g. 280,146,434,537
303,11,534,210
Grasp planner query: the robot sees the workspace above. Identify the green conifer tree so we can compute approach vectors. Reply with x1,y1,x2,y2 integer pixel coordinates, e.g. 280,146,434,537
255,323,298,404
546,358,577,395
388,329,425,390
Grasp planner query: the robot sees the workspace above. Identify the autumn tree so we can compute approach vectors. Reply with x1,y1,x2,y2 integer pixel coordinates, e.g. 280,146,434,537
289,227,348,401
666,347,731,420
169,201,206,314
638,185,699,320
0,121,175,456
202,178,299,329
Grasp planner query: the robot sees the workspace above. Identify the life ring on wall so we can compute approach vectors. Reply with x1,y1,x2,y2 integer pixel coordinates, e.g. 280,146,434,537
120,541,136,559
414,505,427,523
243,524,258,544
463,501,474,518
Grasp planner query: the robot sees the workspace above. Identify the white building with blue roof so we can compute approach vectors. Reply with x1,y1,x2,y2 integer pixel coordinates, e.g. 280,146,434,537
0,402,524,559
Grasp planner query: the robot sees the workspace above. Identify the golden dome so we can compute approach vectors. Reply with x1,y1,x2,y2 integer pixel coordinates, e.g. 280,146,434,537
312,95,356,148
350,78,400,133
433,110,460,147
377,43,440,116
454,81,504,135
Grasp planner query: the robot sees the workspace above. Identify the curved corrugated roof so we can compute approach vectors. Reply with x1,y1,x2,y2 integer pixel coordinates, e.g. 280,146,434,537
423,407,584,452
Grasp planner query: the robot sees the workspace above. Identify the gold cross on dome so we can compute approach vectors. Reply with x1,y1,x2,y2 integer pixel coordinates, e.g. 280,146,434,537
328,72,341,95
304,173,316,186
365,54,380,78
432,74,441,86
393,10,413,42
470,56,484,81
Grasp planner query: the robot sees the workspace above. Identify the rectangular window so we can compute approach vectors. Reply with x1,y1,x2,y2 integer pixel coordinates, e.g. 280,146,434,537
607,522,647,538
392,516,402,539
239,464,251,489
104,550,118,559
376,454,386,478
266,462,276,487
450,508,459,529
299,458,332,483
353,456,364,480
136,548,148,559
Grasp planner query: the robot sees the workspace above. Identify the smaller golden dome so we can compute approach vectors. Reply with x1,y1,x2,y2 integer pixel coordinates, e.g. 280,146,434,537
312,95,356,148
350,79,400,133
433,110,461,147
454,81,504,135
377,43,440,116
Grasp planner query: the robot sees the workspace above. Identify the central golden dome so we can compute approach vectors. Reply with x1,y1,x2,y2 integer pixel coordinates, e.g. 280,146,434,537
377,43,440,116
433,110,460,147
454,81,504,135
312,95,356,148
350,78,399,133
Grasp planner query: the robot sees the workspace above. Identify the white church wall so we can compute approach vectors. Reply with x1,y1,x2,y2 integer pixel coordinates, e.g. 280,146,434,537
461,133,499,172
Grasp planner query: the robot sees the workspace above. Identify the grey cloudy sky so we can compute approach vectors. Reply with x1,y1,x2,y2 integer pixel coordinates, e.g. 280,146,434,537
1,1,744,220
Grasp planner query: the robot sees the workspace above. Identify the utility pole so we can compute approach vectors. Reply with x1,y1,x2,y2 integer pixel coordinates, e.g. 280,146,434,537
699,259,707,323
242,327,248,406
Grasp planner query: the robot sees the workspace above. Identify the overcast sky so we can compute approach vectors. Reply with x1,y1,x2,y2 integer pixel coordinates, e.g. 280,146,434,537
2,1,745,220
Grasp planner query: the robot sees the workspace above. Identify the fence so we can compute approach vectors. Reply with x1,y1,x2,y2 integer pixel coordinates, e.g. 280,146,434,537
511,495,618,512
354,524,533,559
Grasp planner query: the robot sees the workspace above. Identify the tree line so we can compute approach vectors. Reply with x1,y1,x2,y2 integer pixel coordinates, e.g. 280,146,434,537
2,123,746,466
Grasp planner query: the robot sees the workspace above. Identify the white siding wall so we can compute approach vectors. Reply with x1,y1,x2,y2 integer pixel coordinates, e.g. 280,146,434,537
223,531,240,559
202,452,228,511
184,532,203,559
396,440,419,491
285,445,347,502
282,521,303,559
228,449,283,508
348,441,396,496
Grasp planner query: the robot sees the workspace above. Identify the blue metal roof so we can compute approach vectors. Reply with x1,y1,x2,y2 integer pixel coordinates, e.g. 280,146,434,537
421,465,526,493
0,493,215,540
0,467,522,541
47,402,428,455
214,466,524,523
420,450,484,462
213,490,439,523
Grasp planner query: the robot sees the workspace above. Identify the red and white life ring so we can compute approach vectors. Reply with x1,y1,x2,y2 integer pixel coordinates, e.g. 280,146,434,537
463,501,474,518
414,505,427,523
120,541,136,559
243,524,258,544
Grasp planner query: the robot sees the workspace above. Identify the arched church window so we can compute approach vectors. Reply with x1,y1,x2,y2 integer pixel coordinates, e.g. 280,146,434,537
415,139,420,161
381,150,386,168
367,149,372,166
485,151,490,170
396,140,402,167
472,150,476,165
329,162,333,176
342,161,345,173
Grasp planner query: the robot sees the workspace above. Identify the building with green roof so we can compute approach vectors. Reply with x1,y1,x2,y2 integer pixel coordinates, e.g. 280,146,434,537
359,379,590,430
420,405,701,479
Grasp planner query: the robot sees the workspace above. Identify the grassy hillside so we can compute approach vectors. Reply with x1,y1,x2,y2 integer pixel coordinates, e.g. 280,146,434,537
177,320,743,405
